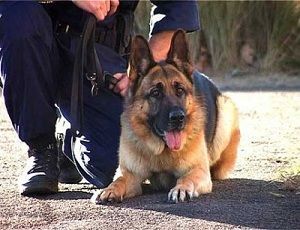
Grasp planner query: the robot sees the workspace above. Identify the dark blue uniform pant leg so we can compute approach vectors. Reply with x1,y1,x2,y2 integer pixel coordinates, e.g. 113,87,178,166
59,85,123,188
0,2,60,143
57,42,126,188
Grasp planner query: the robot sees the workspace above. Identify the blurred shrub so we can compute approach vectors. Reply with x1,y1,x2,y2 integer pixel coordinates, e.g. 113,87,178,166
134,1,300,74
134,1,151,38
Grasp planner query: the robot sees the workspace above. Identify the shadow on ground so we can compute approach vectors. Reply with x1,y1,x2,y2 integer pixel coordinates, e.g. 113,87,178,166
36,191,92,201
96,178,299,229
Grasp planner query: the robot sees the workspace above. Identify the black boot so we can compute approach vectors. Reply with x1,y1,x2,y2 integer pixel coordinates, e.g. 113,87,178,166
57,133,83,184
19,143,59,196
57,150,83,184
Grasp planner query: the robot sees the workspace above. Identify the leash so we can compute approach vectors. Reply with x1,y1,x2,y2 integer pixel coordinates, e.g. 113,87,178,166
70,14,123,137
69,14,123,187
70,14,102,137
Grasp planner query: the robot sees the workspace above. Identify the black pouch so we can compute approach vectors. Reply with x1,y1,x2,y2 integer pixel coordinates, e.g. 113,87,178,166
114,10,135,59
94,9,135,63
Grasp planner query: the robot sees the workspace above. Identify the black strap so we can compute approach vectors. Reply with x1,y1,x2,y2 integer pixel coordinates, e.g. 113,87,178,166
70,14,102,137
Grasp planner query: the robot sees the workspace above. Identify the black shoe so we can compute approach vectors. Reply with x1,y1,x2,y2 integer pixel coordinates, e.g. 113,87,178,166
58,151,83,184
19,143,59,196
57,133,83,184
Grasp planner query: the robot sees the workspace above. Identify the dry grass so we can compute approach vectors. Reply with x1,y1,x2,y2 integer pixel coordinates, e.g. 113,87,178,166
134,1,300,73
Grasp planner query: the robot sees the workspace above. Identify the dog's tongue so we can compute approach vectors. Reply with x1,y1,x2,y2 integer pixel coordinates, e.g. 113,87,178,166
165,131,182,151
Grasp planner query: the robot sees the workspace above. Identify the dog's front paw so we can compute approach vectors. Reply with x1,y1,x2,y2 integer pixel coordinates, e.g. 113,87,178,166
91,187,124,204
168,178,213,203
168,183,196,203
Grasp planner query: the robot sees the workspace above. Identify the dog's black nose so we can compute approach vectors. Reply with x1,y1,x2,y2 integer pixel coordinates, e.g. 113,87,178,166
169,108,185,126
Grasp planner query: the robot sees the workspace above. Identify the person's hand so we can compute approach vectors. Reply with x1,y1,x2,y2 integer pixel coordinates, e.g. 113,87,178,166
72,0,119,21
110,73,130,97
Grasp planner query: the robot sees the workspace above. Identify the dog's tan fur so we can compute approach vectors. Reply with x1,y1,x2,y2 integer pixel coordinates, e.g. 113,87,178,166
92,30,240,203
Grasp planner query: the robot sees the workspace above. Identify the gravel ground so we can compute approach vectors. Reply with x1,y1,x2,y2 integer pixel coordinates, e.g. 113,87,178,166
0,74,299,230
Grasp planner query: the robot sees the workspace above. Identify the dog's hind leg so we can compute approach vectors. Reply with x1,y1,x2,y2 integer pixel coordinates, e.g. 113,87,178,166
210,128,240,180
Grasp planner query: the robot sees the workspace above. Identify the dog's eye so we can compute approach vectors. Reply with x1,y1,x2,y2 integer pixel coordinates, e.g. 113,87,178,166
150,88,161,98
176,87,185,97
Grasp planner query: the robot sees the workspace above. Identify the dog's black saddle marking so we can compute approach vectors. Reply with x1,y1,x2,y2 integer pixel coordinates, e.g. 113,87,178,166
192,71,221,147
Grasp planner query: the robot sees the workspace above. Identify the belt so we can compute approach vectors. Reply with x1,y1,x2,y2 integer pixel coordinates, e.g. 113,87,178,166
55,21,109,46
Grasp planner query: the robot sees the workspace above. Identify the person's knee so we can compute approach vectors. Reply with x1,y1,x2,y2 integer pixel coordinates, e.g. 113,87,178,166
0,2,53,44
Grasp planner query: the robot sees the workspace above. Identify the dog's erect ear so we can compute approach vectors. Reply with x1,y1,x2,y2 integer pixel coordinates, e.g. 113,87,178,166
130,35,155,80
166,30,193,76
167,29,190,64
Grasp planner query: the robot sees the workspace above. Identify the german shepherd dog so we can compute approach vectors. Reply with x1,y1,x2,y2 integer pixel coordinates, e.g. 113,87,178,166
92,30,240,203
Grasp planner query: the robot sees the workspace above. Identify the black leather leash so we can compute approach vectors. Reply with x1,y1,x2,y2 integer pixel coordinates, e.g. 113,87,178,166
70,14,103,137
70,14,126,137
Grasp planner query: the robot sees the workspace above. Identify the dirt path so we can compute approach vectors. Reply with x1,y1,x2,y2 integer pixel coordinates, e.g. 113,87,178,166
0,75,299,229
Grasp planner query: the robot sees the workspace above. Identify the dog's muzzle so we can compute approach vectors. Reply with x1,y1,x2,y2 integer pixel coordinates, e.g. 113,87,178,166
152,107,186,151
168,107,186,131
152,107,186,138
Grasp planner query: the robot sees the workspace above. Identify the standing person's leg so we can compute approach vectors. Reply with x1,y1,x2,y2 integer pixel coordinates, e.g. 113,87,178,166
0,2,61,195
